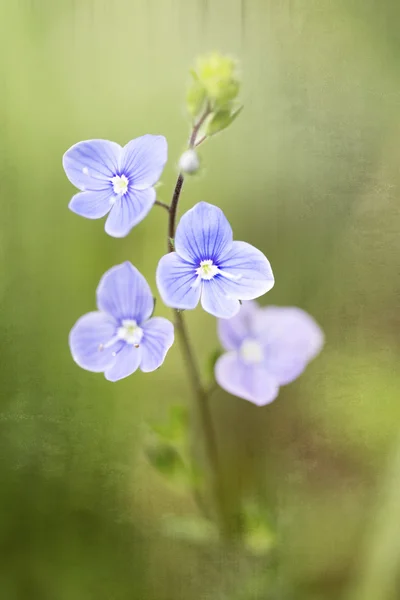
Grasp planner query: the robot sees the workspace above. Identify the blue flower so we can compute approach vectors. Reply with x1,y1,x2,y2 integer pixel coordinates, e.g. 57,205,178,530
69,262,174,381
215,301,324,405
156,202,274,318
63,135,167,237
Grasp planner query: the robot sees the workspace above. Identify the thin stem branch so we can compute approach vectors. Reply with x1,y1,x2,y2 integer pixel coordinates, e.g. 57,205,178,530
154,199,170,211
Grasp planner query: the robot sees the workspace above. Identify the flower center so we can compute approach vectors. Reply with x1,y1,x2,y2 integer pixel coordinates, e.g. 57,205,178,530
111,174,129,195
196,259,219,281
240,339,264,364
117,319,143,346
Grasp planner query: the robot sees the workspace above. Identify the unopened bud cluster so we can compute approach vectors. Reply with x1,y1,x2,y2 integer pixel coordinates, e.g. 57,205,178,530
186,52,243,138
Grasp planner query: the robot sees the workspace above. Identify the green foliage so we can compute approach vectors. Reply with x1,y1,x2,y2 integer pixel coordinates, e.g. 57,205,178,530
206,105,243,136
186,71,207,118
242,503,275,557
161,515,218,544
149,405,188,444
196,53,240,109
145,443,187,484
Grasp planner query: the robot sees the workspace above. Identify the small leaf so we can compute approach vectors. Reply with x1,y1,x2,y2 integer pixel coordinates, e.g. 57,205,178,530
206,105,243,136
145,443,189,490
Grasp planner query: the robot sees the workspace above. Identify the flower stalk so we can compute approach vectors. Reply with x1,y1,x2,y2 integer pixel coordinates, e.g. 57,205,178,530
166,108,229,537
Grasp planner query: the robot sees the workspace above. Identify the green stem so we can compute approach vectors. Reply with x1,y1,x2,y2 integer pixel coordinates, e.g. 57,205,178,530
166,107,228,535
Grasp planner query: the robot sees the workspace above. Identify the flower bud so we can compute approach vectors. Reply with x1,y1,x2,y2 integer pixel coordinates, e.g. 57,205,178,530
179,149,200,175
196,52,240,109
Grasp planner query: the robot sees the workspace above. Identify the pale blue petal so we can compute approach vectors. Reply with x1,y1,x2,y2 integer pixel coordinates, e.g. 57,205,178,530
257,307,324,385
96,262,154,323
174,202,233,263
63,139,121,191
217,301,259,350
104,188,156,237
105,344,141,382
121,135,167,190
217,241,274,300
69,311,119,373
215,352,279,406
69,190,113,219
156,253,201,310
140,317,174,372
200,278,240,319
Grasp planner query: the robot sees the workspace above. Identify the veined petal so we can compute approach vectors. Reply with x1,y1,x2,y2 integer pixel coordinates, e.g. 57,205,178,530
105,188,156,237
69,311,119,373
218,241,274,300
63,139,121,191
200,278,240,318
121,135,167,189
257,306,324,385
156,253,201,310
217,300,259,350
105,344,141,381
140,317,174,372
174,202,233,263
96,262,154,323
69,190,113,219
215,352,279,406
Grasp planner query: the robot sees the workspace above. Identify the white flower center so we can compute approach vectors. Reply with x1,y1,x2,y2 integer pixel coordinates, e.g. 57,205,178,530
240,339,264,364
117,319,143,346
196,259,219,281
111,174,129,195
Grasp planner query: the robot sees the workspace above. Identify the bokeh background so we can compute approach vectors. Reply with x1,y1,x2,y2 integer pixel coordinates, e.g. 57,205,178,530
1,0,400,598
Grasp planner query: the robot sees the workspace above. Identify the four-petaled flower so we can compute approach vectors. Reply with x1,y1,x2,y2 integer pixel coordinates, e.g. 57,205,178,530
156,202,274,319
215,301,324,405
63,135,167,237
69,262,174,381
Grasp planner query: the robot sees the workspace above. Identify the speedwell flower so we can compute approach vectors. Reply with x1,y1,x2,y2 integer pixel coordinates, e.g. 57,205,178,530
156,202,274,319
69,262,174,381
215,301,324,405
63,135,167,237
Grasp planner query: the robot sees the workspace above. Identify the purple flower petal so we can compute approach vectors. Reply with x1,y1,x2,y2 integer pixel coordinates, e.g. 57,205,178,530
105,344,141,382
63,139,121,191
215,352,279,406
258,307,324,385
174,202,233,263
218,241,274,300
69,311,119,372
200,278,240,318
104,187,156,237
156,253,201,310
96,262,154,323
140,317,174,372
121,135,167,190
217,300,259,350
69,190,114,219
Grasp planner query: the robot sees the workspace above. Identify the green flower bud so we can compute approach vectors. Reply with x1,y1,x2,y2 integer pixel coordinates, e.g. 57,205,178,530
195,52,240,109
186,72,206,118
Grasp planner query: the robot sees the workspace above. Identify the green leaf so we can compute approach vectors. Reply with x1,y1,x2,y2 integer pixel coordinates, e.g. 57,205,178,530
162,515,218,544
206,105,243,136
145,443,188,487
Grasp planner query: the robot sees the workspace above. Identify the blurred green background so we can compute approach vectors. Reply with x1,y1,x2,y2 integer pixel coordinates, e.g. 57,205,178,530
1,0,400,598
